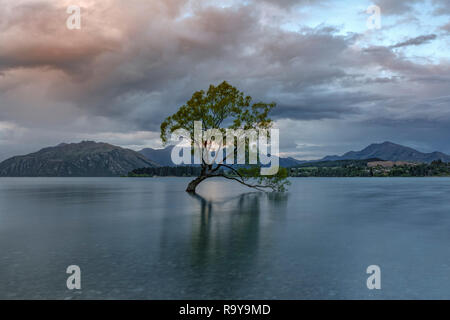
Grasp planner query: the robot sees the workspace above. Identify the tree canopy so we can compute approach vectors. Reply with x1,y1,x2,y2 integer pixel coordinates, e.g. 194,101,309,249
160,81,290,193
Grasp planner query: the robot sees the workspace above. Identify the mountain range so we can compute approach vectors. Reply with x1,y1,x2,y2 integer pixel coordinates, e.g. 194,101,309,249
139,146,177,166
320,141,450,163
0,141,157,177
139,141,450,167
0,140,448,176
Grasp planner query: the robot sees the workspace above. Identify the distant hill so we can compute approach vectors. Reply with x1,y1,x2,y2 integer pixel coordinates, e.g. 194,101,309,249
3,141,446,177
279,156,306,167
320,141,450,163
0,141,158,177
139,146,305,167
139,146,176,166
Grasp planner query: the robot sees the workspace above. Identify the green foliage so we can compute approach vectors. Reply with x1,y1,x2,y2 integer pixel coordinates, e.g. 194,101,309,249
236,166,291,192
160,81,275,144
159,81,288,192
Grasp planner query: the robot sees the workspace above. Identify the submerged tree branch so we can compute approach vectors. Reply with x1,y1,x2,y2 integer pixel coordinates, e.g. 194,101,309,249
217,174,276,192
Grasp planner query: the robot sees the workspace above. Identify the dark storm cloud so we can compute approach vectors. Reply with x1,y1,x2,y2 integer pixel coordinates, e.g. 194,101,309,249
389,34,437,48
272,91,387,120
0,0,450,160
374,0,422,15
361,44,450,80
432,0,450,15
1,0,444,128
373,0,449,16
0,2,364,129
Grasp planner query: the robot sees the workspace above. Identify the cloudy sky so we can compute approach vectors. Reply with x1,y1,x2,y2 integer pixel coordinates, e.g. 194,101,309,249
0,0,449,161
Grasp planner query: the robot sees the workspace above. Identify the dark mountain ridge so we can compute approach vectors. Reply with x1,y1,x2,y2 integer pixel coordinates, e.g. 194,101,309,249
1,141,448,177
0,141,157,177
320,141,450,163
139,146,176,166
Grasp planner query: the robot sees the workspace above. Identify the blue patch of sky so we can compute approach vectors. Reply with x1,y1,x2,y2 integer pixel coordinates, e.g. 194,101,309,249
278,0,449,61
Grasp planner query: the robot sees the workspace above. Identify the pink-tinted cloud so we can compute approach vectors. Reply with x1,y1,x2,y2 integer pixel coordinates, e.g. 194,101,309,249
0,0,449,160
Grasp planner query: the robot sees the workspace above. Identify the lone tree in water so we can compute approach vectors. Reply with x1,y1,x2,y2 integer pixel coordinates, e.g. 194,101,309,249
160,81,290,193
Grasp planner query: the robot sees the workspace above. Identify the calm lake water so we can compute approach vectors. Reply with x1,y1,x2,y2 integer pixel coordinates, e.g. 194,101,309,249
0,177,449,299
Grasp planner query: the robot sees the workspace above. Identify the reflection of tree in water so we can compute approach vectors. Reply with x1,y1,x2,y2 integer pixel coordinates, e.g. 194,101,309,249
266,192,289,213
185,192,288,298
190,192,262,265
154,191,289,298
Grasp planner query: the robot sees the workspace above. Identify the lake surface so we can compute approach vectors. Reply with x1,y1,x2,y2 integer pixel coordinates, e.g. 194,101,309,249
0,177,449,299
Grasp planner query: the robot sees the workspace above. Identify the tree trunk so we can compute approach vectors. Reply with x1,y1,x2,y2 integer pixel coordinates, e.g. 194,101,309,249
186,175,208,193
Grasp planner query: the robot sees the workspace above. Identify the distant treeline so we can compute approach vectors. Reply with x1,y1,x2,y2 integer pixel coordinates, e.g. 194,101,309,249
128,166,224,177
129,160,450,178
380,161,450,177
290,160,450,177
296,158,383,168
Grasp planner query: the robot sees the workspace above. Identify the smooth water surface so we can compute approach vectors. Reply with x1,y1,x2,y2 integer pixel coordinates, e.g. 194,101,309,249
1,177,449,299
